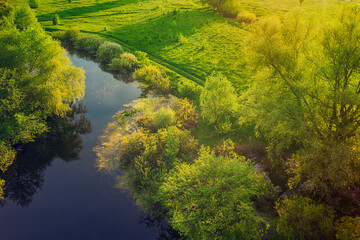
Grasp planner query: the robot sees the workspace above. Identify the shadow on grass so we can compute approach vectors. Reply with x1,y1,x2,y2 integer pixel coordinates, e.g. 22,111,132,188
37,0,144,21
108,8,216,50
105,8,219,83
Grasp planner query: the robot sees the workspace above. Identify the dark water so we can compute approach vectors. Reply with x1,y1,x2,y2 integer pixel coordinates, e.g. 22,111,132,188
0,53,166,239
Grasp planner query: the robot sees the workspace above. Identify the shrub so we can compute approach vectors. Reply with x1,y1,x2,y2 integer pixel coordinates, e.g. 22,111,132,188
158,147,270,239
54,29,80,42
97,41,123,63
237,11,257,24
173,98,199,130
110,52,138,71
63,29,79,42
276,196,335,240
134,65,171,94
335,216,360,240
217,0,242,18
154,107,175,129
52,14,59,25
76,34,104,53
174,80,202,103
28,0,39,9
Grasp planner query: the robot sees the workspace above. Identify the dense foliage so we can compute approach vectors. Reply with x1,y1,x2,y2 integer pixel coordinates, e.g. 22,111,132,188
95,97,199,207
76,34,104,53
159,146,270,240
0,2,84,198
97,41,123,63
96,97,272,238
134,65,171,94
200,73,239,134
276,196,335,240
8,0,360,238
110,52,138,71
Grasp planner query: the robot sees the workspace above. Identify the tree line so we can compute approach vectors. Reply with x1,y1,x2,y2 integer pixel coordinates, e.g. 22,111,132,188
0,1,85,199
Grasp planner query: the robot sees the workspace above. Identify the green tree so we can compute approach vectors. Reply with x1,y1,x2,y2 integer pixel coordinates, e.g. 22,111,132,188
14,6,37,30
200,73,239,134
29,0,39,9
158,147,270,240
244,7,360,146
0,11,85,198
52,14,59,25
0,0,14,27
276,196,335,240
242,7,360,196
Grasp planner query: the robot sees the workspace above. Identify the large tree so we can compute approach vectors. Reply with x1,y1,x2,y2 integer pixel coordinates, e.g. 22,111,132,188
242,6,360,198
200,73,239,134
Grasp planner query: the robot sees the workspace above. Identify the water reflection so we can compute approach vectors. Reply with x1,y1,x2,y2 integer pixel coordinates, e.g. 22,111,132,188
140,215,182,240
0,102,91,207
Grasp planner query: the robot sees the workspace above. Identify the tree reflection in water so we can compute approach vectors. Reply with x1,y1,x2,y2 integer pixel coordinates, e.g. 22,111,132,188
140,215,182,240
0,102,91,207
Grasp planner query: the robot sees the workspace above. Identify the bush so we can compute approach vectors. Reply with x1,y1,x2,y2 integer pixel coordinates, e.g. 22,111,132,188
217,0,242,18
97,41,123,63
173,98,199,130
110,52,138,71
336,216,360,240
134,65,171,94
28,0,39,9
174,80,202,103
54,29,80,42
158,147,270,239
237,11,257,24
63,29,79,42
202,0,241,17
52,14,59,25
154,107,175,129
276,196,335,240
76,34,104,53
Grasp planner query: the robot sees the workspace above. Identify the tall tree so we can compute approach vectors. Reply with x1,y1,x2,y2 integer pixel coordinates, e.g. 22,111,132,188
242,6,360,197
200,73,239,134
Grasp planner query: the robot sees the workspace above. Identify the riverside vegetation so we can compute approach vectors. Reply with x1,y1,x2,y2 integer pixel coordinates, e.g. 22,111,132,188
0,1,84,199
4,0,360,239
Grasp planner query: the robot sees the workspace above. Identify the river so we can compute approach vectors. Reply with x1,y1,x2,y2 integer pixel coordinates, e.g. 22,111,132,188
0,52,165,239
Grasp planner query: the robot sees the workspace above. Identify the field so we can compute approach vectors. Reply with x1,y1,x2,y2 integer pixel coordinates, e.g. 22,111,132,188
25,0,344,93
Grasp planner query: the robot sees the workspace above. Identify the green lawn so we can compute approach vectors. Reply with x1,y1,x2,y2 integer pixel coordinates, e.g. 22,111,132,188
27,0,345,92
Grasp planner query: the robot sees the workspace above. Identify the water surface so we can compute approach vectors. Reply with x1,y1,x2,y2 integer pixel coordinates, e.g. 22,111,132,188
0,53,161,240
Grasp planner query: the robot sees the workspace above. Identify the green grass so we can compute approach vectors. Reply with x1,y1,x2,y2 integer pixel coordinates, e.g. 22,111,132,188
25,0,347,93
20,0,350,146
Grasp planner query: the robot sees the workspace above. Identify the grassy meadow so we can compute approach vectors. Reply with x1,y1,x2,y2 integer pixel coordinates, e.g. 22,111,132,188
23,0,344,93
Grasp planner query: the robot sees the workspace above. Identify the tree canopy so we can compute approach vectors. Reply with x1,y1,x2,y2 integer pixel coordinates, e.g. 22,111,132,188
242,6,360,200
